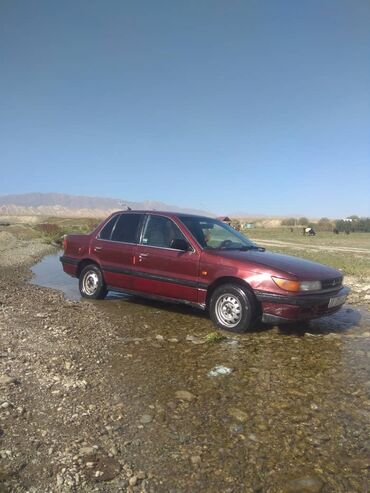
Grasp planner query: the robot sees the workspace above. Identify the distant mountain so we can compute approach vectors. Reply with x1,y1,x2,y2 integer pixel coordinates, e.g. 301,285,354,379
0,193,214,218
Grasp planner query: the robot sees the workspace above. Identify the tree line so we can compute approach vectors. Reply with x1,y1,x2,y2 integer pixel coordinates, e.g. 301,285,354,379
281,216,370,233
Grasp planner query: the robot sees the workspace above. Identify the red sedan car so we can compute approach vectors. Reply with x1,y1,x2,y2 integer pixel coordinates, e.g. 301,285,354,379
60,211,349,332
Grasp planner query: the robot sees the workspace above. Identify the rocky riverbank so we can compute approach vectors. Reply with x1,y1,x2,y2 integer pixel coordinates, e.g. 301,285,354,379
0,232,369,492
0,236,152,492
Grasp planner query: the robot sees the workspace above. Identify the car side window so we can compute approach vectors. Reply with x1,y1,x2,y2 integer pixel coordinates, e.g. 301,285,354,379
142,215,186,248
99,216,119,240
111,214,142,243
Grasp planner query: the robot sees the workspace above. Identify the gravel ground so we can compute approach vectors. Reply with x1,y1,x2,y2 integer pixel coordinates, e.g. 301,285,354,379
0,231,369,493
0,235,152,492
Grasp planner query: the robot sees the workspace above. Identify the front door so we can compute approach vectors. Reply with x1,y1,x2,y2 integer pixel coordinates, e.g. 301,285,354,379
133,214,200,302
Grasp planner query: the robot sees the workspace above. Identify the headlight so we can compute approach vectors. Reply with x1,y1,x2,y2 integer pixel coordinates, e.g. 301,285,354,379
272,277,321,292
299,280,321,291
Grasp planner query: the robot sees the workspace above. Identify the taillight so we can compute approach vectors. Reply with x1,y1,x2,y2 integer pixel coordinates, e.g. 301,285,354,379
63,235,68,251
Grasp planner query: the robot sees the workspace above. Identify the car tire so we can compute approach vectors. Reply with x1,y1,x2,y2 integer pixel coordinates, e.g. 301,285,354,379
79,264,107,300
209,283,256,333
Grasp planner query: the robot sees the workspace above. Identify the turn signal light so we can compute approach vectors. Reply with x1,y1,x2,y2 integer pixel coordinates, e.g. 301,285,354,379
272,277,300,292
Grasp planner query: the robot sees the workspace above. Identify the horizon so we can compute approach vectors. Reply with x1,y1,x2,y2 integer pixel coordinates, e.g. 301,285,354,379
1,1,369,217
0,191,366,220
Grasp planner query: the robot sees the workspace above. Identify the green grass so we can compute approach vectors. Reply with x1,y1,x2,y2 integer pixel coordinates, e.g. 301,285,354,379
247,227,370,248
44,216,101,233
205,332,227,343
32,217,102,245
267,246,370,279
245,228,370,279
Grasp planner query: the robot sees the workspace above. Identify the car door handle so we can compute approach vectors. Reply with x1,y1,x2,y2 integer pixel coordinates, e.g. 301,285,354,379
138,253,149,261
94,246,103,251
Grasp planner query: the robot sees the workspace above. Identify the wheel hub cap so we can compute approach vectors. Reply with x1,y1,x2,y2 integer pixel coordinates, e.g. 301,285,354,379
83,271,99,295
215,294,243,328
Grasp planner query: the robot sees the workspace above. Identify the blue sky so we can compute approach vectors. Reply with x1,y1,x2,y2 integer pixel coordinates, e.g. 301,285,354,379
1,0,369,217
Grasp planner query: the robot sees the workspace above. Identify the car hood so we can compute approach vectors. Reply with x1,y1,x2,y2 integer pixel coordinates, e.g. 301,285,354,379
214,249,342,280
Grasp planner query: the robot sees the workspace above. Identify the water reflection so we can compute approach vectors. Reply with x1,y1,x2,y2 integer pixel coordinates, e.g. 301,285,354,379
30,252,79,300
30,252,130,302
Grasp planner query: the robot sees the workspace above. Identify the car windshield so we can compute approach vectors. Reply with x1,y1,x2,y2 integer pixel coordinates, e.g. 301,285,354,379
179,216,259,251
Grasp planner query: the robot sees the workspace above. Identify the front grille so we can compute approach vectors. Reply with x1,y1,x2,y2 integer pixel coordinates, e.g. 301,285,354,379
321,277,342,290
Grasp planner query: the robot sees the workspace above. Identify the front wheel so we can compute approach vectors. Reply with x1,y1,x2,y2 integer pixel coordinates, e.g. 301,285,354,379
209,284,256,333
79,264,107,300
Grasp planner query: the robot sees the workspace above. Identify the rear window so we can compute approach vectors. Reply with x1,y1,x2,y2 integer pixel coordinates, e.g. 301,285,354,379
111,214,142,243
99,216,119,240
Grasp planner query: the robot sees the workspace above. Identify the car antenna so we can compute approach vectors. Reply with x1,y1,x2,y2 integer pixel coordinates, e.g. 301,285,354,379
118,201,132,211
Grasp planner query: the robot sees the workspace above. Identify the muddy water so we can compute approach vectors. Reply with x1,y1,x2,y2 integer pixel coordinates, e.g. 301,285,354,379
31,253,370,492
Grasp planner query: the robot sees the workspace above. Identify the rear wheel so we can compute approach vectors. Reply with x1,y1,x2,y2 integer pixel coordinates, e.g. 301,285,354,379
209,284,256,333
79,264,107,300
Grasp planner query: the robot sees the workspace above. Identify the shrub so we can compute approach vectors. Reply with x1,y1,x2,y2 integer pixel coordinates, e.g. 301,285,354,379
36,223,65,244
281,218,296,227
298,217,309,226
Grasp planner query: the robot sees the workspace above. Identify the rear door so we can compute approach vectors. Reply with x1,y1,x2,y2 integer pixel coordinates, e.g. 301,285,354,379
133,214,200,302
90,213,144,290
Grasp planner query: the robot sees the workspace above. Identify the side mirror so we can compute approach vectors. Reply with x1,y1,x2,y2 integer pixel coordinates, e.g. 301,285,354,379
170,238,190,251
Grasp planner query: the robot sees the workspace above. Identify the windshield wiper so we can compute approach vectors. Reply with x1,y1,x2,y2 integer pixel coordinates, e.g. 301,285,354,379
238,245,265,252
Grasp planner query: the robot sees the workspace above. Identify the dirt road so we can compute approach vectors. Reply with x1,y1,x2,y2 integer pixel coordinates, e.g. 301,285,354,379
0,232,369,492
254,238,370,255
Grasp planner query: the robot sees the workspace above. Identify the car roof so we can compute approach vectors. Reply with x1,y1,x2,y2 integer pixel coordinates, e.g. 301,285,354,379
114,210,215,220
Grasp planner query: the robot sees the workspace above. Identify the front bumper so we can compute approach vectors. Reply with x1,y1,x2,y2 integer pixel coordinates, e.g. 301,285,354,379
255,286,350,324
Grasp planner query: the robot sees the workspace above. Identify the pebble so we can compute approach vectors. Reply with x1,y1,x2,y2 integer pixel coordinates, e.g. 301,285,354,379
79,446,95,455
208,365,233,377
285,475,324,493
110,445,118,456
175,390,195,401
228,407,248,422
0,375,17,385
129,476,138,486
186,334,206,344
140,414,153,424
